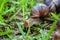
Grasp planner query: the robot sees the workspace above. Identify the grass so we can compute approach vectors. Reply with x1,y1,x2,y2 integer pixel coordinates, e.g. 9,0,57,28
45,20,58,40
0,0,59,40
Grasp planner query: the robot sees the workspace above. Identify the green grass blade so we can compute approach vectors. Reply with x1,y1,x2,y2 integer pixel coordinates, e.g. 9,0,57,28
0,0,10,22
51,12,59,20
16,22,25,37
2,6,15,15
0,0,9,13
0,29,12,36
45,20,58,40
10,9,20,21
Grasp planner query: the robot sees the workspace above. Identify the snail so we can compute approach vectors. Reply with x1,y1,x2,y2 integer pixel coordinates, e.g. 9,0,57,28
45,0,60,13
30,4,49,18
54,31,60,40
24,4,49,27
44,0,52,6
56,20,60,28
54,20,60,40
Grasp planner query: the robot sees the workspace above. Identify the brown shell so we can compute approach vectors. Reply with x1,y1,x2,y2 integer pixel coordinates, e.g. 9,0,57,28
54,31,60,40
46,0,60,13
45,0,52,6
52,0,60,7
30,4,49,18
56,20,60,29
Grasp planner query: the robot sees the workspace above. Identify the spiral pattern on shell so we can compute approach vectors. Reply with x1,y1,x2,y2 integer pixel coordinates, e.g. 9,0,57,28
30,4,49,18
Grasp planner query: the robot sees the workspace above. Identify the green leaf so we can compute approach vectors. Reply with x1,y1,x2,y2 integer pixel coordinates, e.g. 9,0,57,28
51,12,59,20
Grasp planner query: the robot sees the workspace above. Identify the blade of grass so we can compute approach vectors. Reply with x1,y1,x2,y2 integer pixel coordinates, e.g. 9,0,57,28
0,29,12,36
0,0,9,13
11,1,19,4
0,0,9,22
51,12,59,20
0,21,6,25
10,9,20,21
45,20,58,40
2,6,15,15
16,22,25,37
25,22,33,40
0,15,5,22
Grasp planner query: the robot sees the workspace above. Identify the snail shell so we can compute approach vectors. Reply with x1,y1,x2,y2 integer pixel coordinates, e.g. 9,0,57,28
30,4,49,18
54,31,60,40
52,0,60,7
45,0,60,13
44,0,56,12
45,0,52,6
